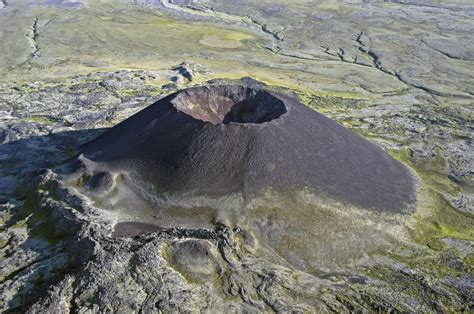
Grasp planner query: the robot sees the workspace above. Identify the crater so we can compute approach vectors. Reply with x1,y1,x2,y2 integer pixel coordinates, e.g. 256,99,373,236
170,86,287,124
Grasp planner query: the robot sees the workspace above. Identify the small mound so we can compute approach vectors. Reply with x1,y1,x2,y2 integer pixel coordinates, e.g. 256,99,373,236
79,84,416,212
85,172,113,193
168,239,221,282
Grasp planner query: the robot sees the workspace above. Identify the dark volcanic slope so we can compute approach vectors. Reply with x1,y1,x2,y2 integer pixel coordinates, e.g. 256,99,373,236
80,85,416,212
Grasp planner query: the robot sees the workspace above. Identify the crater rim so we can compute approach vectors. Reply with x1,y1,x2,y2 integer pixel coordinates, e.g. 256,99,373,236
170,85,288,125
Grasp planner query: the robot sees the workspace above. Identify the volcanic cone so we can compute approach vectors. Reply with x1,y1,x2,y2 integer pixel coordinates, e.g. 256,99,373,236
80,85,416,212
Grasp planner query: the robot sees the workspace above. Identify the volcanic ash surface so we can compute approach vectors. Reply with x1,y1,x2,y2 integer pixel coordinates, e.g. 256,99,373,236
65,84,417,271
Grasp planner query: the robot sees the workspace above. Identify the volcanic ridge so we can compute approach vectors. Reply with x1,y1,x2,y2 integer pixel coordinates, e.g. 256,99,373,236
77,84,417,213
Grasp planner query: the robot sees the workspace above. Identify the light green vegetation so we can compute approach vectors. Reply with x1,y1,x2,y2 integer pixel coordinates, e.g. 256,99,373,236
391,149,473,244
25,116,54,125
20,184,80,248
0,1,414,100
245,189,408,274
0,2,265,82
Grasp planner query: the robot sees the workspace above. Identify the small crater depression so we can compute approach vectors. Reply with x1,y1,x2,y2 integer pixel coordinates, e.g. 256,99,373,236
170,86,287,124
168,239,221,282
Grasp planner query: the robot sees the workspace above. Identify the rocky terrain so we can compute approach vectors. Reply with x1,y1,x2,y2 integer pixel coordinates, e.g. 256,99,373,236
0,0,473,312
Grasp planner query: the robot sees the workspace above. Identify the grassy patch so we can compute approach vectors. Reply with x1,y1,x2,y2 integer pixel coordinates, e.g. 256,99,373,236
390,148,473,244
76,173,91,188
25,116,54,125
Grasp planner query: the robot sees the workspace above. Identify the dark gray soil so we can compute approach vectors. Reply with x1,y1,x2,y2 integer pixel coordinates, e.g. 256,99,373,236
112,221,163,238
80,85,416,212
